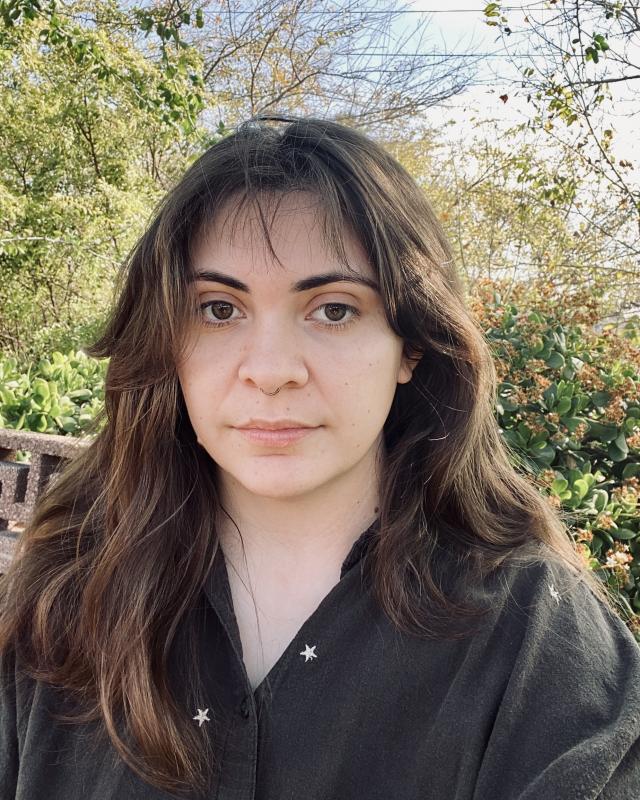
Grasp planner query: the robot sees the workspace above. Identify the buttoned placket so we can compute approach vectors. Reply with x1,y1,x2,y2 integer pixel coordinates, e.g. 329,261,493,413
199,522,379,799
202,549,259,800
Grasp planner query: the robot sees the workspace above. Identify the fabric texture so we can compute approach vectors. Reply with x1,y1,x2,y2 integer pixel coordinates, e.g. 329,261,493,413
2,523,640,799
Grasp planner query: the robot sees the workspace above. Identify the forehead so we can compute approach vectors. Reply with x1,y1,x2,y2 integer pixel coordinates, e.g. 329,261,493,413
190,191,375,284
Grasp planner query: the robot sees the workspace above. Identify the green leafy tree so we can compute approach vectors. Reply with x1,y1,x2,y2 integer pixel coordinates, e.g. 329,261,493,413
0,0,210,361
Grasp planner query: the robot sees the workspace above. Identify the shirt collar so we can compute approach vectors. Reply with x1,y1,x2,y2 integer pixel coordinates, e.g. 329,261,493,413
204,517,380,610
339,517,379,578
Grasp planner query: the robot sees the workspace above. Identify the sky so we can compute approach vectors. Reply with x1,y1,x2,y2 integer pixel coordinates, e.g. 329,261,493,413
393,1,637,172
397,1,536,123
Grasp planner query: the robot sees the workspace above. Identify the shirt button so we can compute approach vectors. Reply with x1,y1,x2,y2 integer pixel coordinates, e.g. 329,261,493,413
239,695,251,719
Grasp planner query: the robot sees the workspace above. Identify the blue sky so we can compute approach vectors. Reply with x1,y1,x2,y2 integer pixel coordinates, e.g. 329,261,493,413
393,1,636,171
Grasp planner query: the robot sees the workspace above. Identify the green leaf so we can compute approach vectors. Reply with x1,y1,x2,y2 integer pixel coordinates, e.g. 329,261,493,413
573,478,590,500
532,445,556,465
543,384,558,407
586,421,618,442
613,432,629,456
592,489,608,512
563,417,584,433
608,439,628,462
597,528,615,546
622,463,640,479
556,397,572,416
591,391,610,408
530,439,549,451
546,352,565,369
32,377,50,400
612,528,637,541
0,387,16,405
68,388,92,400
591,534,604,555
60,416,78,432
551,477,569,494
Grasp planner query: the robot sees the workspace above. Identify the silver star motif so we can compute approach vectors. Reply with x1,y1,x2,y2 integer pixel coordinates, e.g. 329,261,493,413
300,644,318,662
193,708,210,727
548,583,561,604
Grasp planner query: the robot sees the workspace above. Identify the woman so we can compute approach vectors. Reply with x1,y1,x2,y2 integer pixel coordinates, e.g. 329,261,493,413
1,116,639,800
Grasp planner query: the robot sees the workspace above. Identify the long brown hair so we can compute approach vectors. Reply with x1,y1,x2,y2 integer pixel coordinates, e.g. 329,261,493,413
0,116,609,796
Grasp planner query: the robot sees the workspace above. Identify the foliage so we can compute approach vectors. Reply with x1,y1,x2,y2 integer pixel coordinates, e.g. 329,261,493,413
384,124,639,311
0,349,106,435
0,0,206,129
482,0,640,230
469,277,640,635
0,0,211,362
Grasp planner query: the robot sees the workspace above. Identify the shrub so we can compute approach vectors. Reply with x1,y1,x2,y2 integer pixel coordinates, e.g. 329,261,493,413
470,278,640,636
0,350,106,436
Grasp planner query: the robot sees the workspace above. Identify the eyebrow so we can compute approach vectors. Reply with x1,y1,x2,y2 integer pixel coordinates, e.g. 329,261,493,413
190,269,379,293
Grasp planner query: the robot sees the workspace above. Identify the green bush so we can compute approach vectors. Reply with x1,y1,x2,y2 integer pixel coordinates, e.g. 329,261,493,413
471,278,640,634
0,350,106,436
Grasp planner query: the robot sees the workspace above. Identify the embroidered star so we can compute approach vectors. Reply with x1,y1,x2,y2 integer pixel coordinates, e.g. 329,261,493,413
193,708,210,727
548,583,561,604
300,644,318,662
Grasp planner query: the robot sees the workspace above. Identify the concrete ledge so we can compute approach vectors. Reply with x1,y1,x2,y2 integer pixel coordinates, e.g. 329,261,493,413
0,428,91,573
0,428,89,524
0,531,17,575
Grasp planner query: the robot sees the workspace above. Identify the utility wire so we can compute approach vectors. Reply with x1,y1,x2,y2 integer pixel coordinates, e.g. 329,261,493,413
218,6,552,14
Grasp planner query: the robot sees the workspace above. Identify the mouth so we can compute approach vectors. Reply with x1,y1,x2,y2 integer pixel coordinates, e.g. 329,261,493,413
234,426,318,447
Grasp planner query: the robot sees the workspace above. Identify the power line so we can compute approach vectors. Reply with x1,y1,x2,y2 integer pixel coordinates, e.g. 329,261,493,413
326,51,593,59
346,51,504,56
217,6,550,14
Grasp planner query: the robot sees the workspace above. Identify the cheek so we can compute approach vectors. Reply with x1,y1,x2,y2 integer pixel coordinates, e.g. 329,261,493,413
345,337,403,388
177,358,222,429
336,346,402,424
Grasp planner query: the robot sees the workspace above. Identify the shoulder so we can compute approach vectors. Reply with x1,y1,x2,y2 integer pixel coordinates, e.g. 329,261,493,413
468,542,640,799
490,542,639,655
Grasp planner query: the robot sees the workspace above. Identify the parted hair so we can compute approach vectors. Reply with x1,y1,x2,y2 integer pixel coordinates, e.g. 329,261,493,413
0,115,607,797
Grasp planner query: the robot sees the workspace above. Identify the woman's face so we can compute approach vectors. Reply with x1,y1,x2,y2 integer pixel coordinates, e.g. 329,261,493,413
177,192,416,501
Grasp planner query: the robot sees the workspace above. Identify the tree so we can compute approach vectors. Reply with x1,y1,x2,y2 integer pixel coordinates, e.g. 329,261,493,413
383,118,639,312
191,0,482,129
0,0,207,132
482,1,640,233
0,0,210,360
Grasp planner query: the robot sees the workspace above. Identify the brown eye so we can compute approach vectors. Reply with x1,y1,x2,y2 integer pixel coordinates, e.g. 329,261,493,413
310,302,360,330
202,301,234,320
324,304,348,322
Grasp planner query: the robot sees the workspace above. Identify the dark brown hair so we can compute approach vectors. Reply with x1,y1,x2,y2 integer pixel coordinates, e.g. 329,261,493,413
0,115,609,796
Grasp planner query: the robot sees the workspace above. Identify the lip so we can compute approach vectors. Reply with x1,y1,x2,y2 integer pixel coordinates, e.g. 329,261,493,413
235,427,317,447
237,419,315,430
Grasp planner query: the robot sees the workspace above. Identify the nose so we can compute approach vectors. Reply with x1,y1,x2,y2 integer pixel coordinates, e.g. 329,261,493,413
237,317,309,393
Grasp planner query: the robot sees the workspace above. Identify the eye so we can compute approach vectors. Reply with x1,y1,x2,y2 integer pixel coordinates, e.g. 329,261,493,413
310,303,360,330
200,300,243,327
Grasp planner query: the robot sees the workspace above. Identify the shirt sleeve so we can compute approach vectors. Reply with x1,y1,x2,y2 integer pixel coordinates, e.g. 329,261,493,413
472,554,640,800
0,647,19,799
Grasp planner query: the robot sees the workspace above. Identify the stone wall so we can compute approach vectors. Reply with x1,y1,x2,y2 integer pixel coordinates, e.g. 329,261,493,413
0,428,87,573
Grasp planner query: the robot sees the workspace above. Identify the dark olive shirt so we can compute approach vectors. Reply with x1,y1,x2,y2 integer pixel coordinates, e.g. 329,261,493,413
2,524,640,799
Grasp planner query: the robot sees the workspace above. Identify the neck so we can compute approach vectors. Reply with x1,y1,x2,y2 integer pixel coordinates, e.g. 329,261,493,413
215,456,380,581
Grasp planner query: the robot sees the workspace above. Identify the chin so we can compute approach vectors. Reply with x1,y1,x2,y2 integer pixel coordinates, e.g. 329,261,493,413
224,462,333,500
